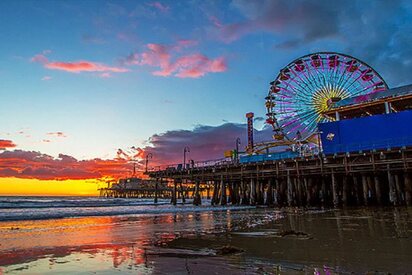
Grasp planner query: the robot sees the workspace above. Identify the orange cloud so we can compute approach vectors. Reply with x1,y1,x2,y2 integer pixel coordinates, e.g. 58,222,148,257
0,150,135,181
0,139,17,150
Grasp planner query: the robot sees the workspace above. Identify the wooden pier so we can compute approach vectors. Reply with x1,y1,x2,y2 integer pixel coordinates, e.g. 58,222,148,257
147,148,412,207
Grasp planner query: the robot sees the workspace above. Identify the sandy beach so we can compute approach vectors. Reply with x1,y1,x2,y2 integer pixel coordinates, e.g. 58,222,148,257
1,204,411,274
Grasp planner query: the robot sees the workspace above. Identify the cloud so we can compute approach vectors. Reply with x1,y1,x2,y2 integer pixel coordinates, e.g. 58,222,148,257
213,0,340,43
45,61,128,73
99,72,112,78
31,52,128,74
30,50,51,64
141,123,272,166
0,139,17,150
41,76,52,81
214,0,412,86
0,150,133,180
124,42,227,78
148,2,169,13
31,54,49,64
0,123,272,180
208,15,223,28
47,132,67,138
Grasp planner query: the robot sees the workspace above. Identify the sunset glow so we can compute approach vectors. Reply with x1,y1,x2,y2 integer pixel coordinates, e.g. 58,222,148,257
0,178,100,196
1,0,411,195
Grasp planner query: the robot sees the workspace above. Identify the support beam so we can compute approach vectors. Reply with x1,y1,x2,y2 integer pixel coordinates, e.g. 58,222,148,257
171,181,177,205
404,173,412,206
332,172,339,207
353,176,360,205
266,179,273,205
362,175,369,206
394,174,403,204
219,178,227,205
154,178,159,203
211,181,219,206
250,178,256,205
374,174,382,205
193,181,201,206
287,170,293,206
342,176,348,206
387,169,398,206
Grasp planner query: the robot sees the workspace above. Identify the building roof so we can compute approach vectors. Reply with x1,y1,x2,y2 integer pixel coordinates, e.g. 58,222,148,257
334,84,412,108
323,84,412,119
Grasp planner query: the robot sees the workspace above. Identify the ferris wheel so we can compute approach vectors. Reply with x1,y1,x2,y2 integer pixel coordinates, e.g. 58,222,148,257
265,52,388,141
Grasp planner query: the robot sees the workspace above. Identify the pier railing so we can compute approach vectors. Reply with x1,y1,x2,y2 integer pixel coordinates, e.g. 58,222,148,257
148,157,233,172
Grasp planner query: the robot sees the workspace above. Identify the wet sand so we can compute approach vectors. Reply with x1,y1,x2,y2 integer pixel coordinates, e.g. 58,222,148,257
0,207,411,274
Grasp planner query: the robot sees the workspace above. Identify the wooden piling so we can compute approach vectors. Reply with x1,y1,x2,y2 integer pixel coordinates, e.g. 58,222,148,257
342,176,348,206
394,174,403,204
362,175,369,206
374,174,382,205
219,178,227,205
320,177,326,205
250,178,256,205
154,178,159,203
405,173,412,206
367,175,375,204
240,178,248,205
171,181,177,205
193,180,201,206
332,172,339,207
387,168,398,205
287,170,293,206
266,179,274,205
274,178,279,206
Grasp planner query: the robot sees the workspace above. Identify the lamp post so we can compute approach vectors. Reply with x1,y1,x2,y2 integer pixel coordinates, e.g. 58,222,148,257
235,137,241,162
183,146,190,170
145,153,153,173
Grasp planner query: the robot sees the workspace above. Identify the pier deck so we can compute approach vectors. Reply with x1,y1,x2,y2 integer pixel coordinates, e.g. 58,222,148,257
147,148,412,207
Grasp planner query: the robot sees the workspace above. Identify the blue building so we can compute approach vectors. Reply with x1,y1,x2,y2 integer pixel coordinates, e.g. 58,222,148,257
320,84,412,155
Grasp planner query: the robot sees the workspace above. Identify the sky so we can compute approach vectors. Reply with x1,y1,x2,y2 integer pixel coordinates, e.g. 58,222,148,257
1,0,412,195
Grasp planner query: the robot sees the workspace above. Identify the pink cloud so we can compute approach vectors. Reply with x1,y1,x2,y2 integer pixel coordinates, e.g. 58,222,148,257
126,43,227,78
173,54,226,78
45,61,128,73
31,52,128,74
208,15,223,28
176,39,198,49
148,2,169,12
30,50,51,64
31,54,49,64
41,76,52,81
47,132,67,138
99,72,112,78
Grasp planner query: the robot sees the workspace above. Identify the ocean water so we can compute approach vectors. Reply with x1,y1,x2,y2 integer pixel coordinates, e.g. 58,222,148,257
0,196,254,221
0,197,411,274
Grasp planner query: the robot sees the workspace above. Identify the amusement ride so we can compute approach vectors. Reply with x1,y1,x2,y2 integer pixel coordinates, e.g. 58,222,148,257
253,52,388,154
